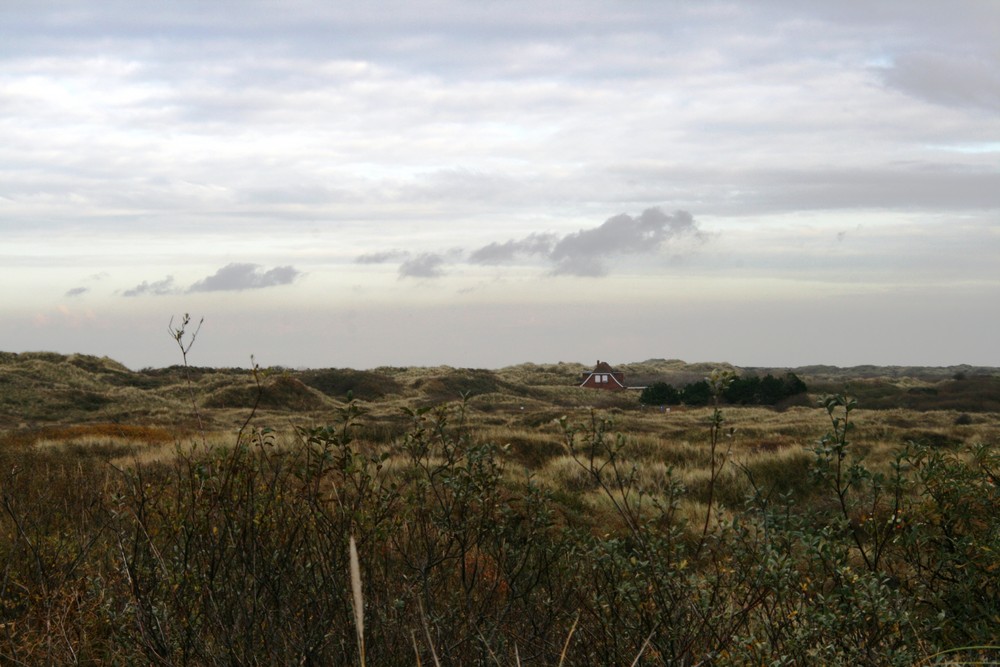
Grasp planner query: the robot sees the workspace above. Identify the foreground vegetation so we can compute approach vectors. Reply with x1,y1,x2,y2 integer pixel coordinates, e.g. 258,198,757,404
1,349,999,664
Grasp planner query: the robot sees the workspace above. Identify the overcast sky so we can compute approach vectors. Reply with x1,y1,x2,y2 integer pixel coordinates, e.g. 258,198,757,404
2,0,998,370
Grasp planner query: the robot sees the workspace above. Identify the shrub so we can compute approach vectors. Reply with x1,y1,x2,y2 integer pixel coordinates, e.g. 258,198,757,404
2,386,999,664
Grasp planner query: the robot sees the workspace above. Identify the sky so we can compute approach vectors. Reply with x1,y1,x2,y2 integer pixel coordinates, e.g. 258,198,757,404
1,0,998,370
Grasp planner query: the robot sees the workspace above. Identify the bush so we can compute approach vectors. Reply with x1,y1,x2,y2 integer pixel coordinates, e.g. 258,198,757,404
1,392,999,664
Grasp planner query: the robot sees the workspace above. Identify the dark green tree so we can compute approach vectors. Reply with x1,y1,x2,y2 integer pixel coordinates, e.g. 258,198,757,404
782,372,808,397
757,374,786,404
681,379,712,406
724,375,760,404
639,382,680,406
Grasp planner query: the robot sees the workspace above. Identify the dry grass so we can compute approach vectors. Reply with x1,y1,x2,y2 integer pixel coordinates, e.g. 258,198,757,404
2,352,1000,664
3,351,999,539
12,396,996,534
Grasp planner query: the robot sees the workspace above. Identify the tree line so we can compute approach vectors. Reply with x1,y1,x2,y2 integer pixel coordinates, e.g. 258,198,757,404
639,372,808,407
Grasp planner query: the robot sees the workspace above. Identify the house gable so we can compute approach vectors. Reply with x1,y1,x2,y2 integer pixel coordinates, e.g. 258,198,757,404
580,360,626,390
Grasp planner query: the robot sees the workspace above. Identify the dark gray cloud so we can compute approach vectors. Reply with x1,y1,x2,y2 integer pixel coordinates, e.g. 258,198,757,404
399,253,446,279
551,208,700,276
123,276,178,297
64,286,88,297
468,208,702,277
188,263,300,292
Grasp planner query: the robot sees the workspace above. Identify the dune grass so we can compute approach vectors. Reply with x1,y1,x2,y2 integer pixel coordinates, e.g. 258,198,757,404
1,349,1000,663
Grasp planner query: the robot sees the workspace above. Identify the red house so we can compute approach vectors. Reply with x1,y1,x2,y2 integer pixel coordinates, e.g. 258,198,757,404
580,360,626,390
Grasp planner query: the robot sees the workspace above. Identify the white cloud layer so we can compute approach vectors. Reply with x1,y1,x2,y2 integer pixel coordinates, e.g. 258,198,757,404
2,0,998,367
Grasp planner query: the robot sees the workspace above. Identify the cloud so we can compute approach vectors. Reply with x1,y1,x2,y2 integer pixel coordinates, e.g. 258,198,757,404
551,208,700,276
188,263,301,292
399,253,446,279
64,272,108,298
879,52,1000,112
468,207,703,277
356,250,410,264
468,233,557,265
123,276,178,297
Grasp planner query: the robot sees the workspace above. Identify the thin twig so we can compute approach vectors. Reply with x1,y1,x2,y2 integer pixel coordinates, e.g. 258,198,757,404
629,631,656,667
417,599,442,667
349,536,365,667
557,612,579,667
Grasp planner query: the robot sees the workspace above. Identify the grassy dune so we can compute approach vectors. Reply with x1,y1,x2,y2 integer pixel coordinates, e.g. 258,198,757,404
0,352,998,664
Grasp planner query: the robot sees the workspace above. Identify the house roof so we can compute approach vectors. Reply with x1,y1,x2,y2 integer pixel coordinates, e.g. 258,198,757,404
592,360,618,373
